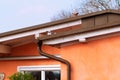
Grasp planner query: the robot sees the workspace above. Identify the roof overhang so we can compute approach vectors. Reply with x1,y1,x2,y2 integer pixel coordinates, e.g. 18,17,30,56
0,10,120,54
42,25,120,45
0,20,81,43
0,19,81,54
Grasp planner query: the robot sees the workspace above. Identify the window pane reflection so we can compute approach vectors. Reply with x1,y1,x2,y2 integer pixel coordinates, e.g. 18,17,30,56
31,71,41,80
25,70,60,80
45,71,60,80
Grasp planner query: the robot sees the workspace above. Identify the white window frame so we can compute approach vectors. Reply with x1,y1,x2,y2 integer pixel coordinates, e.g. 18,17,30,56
17,65,60,80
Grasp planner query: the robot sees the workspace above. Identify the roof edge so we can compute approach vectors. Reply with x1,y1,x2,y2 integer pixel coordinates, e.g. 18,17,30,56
0,9,120,37
39,22,120,40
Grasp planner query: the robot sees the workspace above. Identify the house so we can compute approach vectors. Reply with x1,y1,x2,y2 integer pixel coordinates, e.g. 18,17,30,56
0,10,120,80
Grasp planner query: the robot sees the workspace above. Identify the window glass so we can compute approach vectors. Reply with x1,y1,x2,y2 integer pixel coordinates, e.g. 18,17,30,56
25,70,60,80
45,71,60,80
30,71,41,80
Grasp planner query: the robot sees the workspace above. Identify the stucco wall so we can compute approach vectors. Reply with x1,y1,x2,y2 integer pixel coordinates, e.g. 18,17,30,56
61,35,120,80
0,43,60,80
0,35,120,80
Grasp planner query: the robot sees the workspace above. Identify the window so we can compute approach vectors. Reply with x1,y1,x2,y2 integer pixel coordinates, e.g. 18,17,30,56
17,65,60,80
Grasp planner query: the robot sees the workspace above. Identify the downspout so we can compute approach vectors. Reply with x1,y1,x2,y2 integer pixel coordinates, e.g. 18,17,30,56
37,40,71,80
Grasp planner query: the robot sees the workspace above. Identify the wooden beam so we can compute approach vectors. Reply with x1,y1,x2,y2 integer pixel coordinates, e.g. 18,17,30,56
0,44,11,54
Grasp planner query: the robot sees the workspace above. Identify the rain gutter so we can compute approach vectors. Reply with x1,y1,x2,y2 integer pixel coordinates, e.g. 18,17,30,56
37,40,71,80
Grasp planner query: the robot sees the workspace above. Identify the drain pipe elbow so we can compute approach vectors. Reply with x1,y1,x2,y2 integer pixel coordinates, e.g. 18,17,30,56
37,40,71,80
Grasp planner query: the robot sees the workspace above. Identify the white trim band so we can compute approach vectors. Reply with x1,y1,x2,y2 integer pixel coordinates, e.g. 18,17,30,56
17,65,60,72
0,20,81,42
43,26,120,45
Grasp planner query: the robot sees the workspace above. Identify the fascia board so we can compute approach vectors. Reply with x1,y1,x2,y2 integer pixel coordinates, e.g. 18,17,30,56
43,26,120,45
0,20,81,42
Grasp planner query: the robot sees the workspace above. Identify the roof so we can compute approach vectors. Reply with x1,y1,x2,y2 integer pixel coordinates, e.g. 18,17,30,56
0,9,120,54
0,9,120,38
39,10,120,40
0,9,120,47
40,22,120,41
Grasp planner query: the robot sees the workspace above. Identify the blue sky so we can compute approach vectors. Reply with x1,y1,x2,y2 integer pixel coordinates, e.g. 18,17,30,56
0,0,75,33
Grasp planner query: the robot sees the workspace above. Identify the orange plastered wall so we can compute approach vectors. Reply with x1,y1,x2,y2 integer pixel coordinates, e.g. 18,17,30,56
0,42,61,80
11,43,38,56
61,36,120,80
0,60,60,80
11,43,60,56
1,35,120,80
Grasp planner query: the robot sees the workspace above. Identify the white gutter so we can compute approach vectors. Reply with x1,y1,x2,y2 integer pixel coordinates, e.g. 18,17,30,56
43,26,120,45
0,20,81,42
